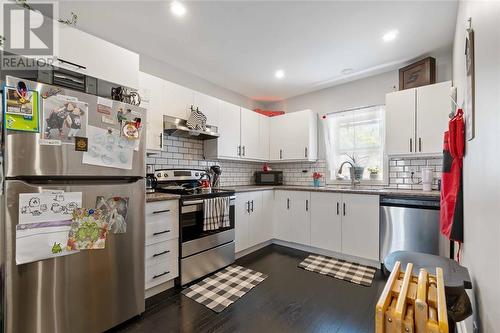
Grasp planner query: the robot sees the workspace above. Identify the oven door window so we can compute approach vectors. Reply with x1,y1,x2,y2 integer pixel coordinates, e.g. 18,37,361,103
180,203,234,242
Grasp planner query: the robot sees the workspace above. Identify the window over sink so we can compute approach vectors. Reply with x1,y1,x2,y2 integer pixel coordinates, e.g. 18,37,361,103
325,105,386,184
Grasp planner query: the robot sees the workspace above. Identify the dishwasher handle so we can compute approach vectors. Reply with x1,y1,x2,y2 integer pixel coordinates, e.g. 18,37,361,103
380,196,440,209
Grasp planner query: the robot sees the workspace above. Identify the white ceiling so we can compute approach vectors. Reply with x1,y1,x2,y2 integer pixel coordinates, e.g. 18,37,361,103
58,1,458,102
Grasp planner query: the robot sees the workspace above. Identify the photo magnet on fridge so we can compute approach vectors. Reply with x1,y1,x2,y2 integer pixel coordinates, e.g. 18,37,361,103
75,137,88,152
3,83,40,133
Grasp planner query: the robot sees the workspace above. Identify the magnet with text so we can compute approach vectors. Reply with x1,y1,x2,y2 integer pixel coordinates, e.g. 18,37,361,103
74,137,88,152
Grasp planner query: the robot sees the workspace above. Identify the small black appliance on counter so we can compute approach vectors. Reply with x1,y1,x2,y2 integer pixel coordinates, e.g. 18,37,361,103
254,171,283,185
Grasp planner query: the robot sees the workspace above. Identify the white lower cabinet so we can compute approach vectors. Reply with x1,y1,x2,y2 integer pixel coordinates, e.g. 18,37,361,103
340,194,379,261
275,190,379,262
235,191,273,253
273,191,311,245
310,192,342,253
145,200,179,293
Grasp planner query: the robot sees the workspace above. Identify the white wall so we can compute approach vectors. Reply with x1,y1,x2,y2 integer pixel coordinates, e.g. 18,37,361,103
140,54,265,110
264,47,453,114
452,2,500,332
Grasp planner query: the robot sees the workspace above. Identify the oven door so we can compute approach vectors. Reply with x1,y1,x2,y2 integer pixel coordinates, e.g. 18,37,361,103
180,196,235,246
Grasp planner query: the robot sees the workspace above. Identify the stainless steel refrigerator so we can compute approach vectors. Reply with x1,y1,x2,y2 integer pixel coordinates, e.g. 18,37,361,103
1,76,146,333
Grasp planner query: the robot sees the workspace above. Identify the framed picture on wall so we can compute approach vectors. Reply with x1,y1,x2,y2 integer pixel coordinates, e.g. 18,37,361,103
465,27,475,141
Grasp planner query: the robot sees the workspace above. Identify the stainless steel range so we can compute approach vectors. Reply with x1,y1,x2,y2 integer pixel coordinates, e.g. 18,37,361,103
154,169,235,286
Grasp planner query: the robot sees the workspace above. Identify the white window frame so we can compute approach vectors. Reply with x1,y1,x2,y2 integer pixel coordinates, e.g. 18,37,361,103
324,104,388,186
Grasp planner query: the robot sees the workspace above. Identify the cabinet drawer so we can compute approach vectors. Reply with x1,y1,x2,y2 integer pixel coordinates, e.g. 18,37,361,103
145,217,178,245
146,200,178,223
145,258,178,289
145,238,178,267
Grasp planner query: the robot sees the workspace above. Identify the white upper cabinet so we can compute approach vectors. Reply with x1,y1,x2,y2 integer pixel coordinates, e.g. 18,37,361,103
270,110,318,162
386,88,416,155
240,107,261,160
205,101,241,159
386,81,452,155
138,72,165,151
57,25,139,88
416,81,452,154
194,92,220,126
163,80,194,120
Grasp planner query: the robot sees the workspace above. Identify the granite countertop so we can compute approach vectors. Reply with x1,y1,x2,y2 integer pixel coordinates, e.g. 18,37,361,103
146,192,181,202
222,185,440,198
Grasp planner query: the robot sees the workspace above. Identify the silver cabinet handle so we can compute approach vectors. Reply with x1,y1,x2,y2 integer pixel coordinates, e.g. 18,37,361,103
251,200,254,212
280,149,283,159
159,133,163,149
153,250,170,258
419,138,422,152
237,146,241,156
336,202,339,215
152,271,170,279
242,146,246,156
305,199,309,211
305,147,308,158
152,209,170,214
55,57,86,70
409,138,413,153
286,198,290,210
343,203,346,216
246,201,250,214
153,230,171,236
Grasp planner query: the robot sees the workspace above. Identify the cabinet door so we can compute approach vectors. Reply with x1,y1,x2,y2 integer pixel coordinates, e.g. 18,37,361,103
163,80,194,120
235,193,251,252
240,108,261,160
139,72,164,151
386,89,416,155
416,81,452,154
283,111,314,161
289,191,311,245
310,192,342,253
194,92,220,127
217,101,241,158
273,191,292,241
58,25,139,88
259,115,270,160
249,191,273,247
269,116,287,161
341,194,379,261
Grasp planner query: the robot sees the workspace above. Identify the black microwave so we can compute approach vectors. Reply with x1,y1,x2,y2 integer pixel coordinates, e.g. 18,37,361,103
255,171,283,185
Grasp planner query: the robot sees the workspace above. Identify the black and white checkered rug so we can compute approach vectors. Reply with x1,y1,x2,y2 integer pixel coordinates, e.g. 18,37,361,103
182,265,268,313
298,254,377,287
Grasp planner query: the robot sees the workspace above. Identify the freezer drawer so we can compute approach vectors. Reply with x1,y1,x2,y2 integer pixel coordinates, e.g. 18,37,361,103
2,179,145,333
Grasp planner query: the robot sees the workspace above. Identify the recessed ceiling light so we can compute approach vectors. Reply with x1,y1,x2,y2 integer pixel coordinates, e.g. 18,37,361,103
275,70,285,79
383,30,399,42
341,68,354,75
170,1,186,17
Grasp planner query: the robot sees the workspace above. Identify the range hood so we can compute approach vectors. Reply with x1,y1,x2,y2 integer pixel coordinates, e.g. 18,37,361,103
163,115,219,140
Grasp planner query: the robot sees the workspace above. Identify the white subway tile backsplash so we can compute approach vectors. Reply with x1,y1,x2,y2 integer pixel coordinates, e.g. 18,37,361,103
146,137,443,189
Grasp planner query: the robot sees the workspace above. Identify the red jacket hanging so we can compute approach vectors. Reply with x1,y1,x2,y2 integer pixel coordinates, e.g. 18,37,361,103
440,109,464,242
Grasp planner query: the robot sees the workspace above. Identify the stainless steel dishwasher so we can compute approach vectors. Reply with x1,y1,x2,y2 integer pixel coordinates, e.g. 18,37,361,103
380,196,440,263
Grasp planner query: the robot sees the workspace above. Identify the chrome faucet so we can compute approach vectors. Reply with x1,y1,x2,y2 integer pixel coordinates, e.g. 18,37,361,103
337,161,360,187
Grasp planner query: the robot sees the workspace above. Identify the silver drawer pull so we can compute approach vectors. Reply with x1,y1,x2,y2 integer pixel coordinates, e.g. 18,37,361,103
153,230,171,236
153,209,171,214
152,271,170,279
152,250,170,258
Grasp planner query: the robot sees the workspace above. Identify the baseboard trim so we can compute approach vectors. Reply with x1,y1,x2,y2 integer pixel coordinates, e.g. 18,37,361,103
145,279,175,299
271,239,381,268
236,240,273,259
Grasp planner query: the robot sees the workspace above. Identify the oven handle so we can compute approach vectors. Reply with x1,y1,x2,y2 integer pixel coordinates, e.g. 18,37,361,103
183,196,236,206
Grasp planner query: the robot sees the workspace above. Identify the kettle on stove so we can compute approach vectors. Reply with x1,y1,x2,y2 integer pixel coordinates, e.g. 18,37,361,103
146,173,157,193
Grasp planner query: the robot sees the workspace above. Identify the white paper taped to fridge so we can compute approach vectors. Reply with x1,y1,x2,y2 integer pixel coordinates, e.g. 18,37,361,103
82,125,134,170
18,192,82,224
16,220,78,265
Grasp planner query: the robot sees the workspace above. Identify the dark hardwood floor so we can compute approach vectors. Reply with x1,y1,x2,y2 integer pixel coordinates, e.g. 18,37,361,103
113,245,386,333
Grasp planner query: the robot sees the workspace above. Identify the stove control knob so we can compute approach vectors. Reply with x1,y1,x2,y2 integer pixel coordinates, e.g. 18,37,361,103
156,173,162,178
195,173,199,177
163,173,168,177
